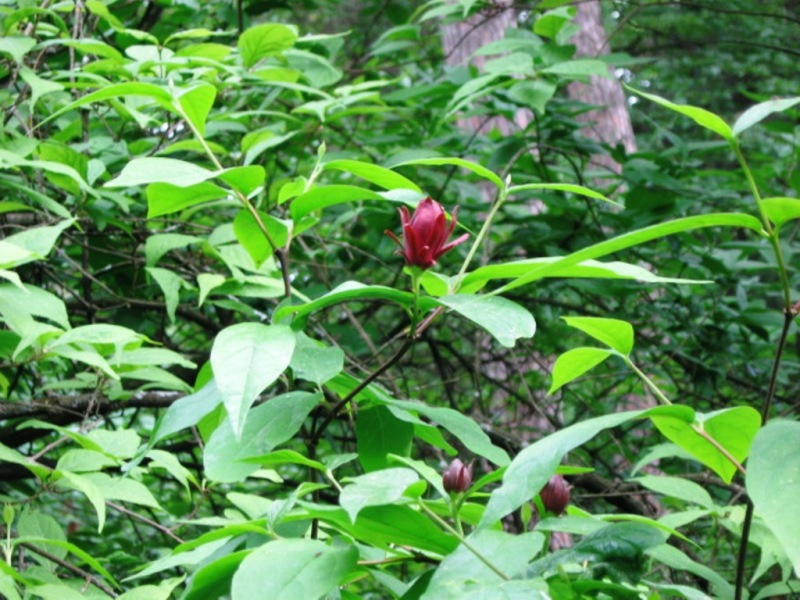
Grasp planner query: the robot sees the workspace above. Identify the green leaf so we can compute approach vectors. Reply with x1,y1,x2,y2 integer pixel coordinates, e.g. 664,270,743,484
147,181,228,218
81,472,161,509
328,373,510,466
0,442,50,479
274,281,419,324
424,530,545,595
438,294,536,348
38,82,172,126
0,36,35,63
289,185,386,220
17,511,67,562
462,257,709,294
233,209,288,267
177,83,216,137
109,157,215,188
144,233,203,267
357,405,415,472
184,551,248,600
648,544,734,598
480,411,643,527
528,522,665,582
204,391,320,482
391,157,504,189
340,467,419,522
151,380,222,444
323,159,422,192
632,475,714,509
217,165,265,197
299,504,458,555
0,283,70,330
628,87,734,141
542,58,611,79
19,67,64,110
289,333,344,386
147,267,182,324
651,406,761,483
562,316,634,355
197,273,226,307
548,347,613,395
238,23,297,68
57,471,106,532
761,197,800,228
239,449,326,472
231,539,357,600
747,420,800,576
210,323,296,437
733,97,800,136
507,80,557,114
496,213,765,294
508,183,622,208
14,536,117,585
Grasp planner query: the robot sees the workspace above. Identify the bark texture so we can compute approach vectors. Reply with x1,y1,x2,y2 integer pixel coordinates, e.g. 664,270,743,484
567,0,637,172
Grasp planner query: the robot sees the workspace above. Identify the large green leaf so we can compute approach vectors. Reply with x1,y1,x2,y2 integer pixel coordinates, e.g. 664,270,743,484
289,185,387,220
548,347,614,395
438,294,536,348
761,197,800,228
323,159,422,192
628,87,734,141
210,323,296,437
176,83,216,136
651,406,761,483
732,97,800,136
327,373,510,466
238,23,297,68
480,411,646,527
496,213,765,294
357,405,415,472
747,420,800,576
274,281,423,324
391,157,504,189
38,82,172,126
299,503,458,555
562,316,634,355
203,391,321,482
422,530,545,598
146,181,229,218
507,183,621,207
231,539,357,600
108,158,215,188
340,467,419,522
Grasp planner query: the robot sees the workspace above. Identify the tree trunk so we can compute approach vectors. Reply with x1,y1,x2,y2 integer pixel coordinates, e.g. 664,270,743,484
567,0,636,173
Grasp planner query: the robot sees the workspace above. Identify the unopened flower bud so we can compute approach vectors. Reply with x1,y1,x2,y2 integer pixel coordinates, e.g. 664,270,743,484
442,458,472,494
540,475,570,515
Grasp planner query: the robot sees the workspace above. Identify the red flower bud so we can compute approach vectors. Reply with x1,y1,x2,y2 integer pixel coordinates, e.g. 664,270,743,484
540,475,570,515
442,458,472,494
386,197,469,269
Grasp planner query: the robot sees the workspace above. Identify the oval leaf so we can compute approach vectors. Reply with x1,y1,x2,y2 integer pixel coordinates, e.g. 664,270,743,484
210,323,296,437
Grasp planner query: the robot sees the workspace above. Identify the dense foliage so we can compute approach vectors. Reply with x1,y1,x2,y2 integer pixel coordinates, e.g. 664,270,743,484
0,0,798,598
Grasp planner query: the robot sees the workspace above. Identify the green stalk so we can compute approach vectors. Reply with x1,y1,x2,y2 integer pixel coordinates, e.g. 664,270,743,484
451,182,509,293
418,500,509,581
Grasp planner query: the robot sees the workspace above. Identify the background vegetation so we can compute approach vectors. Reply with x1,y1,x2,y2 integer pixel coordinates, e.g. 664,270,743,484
0,0,798,598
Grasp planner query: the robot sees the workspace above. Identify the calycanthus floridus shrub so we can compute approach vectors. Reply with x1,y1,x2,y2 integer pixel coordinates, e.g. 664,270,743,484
0,3,798,599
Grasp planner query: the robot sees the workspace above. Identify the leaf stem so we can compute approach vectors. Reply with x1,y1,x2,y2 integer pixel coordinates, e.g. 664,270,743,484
452,181,508,293
171,90,292,298
625,358,672,406
418,500,510,581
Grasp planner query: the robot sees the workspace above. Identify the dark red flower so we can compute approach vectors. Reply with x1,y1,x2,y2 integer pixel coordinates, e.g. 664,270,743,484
540,475,570,515
442,458,473,494
386,197,469,269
